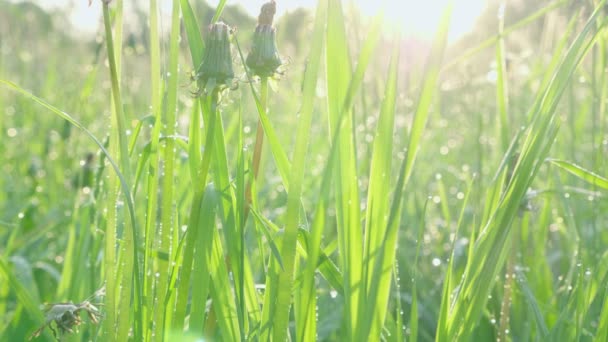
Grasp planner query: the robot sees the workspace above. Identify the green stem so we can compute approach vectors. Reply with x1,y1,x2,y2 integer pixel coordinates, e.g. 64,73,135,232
244,76,268,218
143,0,161,339
196,91,220,194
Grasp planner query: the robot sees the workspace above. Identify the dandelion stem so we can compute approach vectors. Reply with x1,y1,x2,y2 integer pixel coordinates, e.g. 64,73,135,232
245,76,268,219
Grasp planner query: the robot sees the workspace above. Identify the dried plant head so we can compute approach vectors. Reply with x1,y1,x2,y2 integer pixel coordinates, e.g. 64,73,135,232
258,0,277,26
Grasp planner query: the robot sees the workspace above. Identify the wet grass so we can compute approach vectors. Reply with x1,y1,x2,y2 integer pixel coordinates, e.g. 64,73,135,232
1,0,608,341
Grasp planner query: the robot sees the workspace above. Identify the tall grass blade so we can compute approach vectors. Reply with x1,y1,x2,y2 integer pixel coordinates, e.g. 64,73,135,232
325,1,361,337
359,34,400,339
548,159,608,190
269,0,325,339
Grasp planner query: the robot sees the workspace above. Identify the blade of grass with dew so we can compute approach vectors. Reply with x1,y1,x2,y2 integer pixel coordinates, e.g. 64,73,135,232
180,0,202,191
548,159,608,190
142,0,162,339
391,263,405,342
298,104,344,342
359,33,400,340
268,0,325,339
157,0,181,336
134,136,188,197
443,4,607,339
208,222,241,341
164,208,184,335
436,176,475,342
514,269,550,338
235,105,248,340
102,1,123,339
189,185,219,335
410,199,430,342
325,0,361,337
128,115,150,157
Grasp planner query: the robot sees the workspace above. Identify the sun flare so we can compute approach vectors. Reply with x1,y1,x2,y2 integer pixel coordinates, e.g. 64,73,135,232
31,0,487,43
234,0,488,42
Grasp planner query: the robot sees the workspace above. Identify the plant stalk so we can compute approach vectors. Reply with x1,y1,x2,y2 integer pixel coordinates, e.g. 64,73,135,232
244,76,269,219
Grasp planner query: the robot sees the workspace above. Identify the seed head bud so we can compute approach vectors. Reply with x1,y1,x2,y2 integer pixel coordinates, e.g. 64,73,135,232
197,22,235,91
246,1,282,77
258,0,276,26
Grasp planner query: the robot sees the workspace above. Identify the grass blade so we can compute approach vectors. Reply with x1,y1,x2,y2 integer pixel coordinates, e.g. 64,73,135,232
548,159,608,190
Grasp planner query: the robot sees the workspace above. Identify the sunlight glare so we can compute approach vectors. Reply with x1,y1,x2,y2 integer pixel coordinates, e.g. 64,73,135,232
29,0,487,42
360,0,488,41
230,0,487,42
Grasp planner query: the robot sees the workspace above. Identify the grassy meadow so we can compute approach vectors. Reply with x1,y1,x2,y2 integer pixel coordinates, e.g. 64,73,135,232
1,0,608,341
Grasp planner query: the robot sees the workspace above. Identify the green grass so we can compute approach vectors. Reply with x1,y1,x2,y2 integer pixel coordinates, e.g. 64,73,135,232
1,0,608,341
